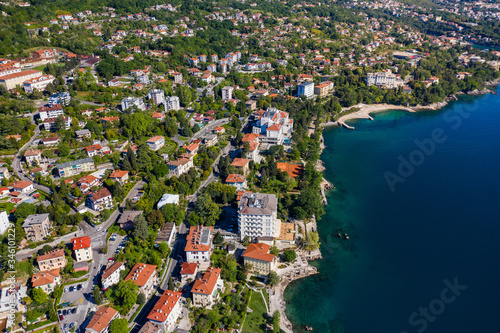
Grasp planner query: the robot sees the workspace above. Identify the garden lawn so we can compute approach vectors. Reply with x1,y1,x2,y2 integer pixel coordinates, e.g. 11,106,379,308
242,290,268,333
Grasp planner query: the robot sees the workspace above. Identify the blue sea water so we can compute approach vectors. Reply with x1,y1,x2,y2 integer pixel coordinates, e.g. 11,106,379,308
284,87,500,333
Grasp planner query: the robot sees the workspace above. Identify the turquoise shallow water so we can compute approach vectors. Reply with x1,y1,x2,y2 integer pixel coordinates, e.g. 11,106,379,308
284,88,500,333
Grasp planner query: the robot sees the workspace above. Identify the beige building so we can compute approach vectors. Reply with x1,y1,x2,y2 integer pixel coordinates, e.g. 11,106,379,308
242,243,277,275
55,157,95,177
167,157,193,177
31,268,60,294
192,267,224,309
124,263,158,298
37,249,67,272
22,213,52,242
24,149,42,165
71,236,93,262
0,69,42,90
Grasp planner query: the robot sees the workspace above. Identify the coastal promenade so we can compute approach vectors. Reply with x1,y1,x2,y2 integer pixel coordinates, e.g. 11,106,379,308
334,103,415,129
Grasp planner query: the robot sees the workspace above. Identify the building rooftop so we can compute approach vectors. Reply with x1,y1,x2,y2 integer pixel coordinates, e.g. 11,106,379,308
22,213,49,228
243,243,275,262
87,307,118,333
101,261,124,280
147,289,182,323
37,249,65,262
185,226,212,252
71,236,91,250
239,193,277,216
31,268,59,287
192,267,221,295
231,158,250,168
226,174,246,184
180,262,198,275
55,157,94,170
124,263,157,287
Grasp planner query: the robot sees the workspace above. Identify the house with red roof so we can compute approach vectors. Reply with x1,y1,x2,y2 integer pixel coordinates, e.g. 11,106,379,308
71,236,93,263
12,180,34,194
183,142,199,155
124,263,158,298
185,226,212,270
191,267,223,309
31,268,60,293
230,158,250,175
242,243,277,275
86,306,118,333
85,187,112,211
147,290,182,331
180,262,198,284
146,136,165,151
109,170,129,184
225,174,247,190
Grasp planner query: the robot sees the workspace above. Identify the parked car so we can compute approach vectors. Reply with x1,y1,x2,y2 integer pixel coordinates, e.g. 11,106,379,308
59,315,63,321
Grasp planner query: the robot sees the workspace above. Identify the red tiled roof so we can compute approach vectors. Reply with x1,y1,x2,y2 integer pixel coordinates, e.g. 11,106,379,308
225,174,246,184
0,69,41,81
180,262,198,275
243,243,275,262
37,249,65,262
85,144,102,152
185,226,212,252
192,267,221,295
102,261,124,280
147,290,182,323
90,187,112,201
231,158,249,168
71,236,91,250
147,135,164,143
31,268,60,287
13,180,33,189
124,263,157,287
109,170,128,178
87,307,118,333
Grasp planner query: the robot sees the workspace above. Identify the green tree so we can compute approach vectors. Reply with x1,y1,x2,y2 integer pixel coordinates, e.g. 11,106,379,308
269,246,279,256
267,271,279,286
283,249,297,262
194,193,220,226
272,310,281,333
14,202,37,221
213,231,224,245
31,288,48,304
93,285,103,305
115,280,139,314
137,293,146,305
158,242,171,257
303,231,320,251
39,245,54,255
168,276,175,291
132,214,149,240
57,142,70,156
110,318,129,333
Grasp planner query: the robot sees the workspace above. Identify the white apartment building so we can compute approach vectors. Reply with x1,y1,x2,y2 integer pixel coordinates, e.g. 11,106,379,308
298,81,314,98
23,74,55,93
121,96,145,111
0,284,27,313
167,157,193,177
164,96,180,111
85,187,113,211
252,108,293,145
148,89,165,105
146,136,165,151
238,193,280,241
147,290,182,331
38,104,64,121
221,86,234,101
366,70,404,88
185,226,212,268
43,116,72,131
101,261,125,289
191,267,224,309
0,211,9,235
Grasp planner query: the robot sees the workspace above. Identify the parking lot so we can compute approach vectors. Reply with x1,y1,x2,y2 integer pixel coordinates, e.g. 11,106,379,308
59,282,89,330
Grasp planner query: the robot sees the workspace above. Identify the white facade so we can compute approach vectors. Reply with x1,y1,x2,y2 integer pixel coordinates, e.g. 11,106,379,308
23,74,55,93
165,96,180,111
148,89,165,105
39,106,64,121
298,81,314,98
101,262,125,289
0,285,27,313
238,193,281,241
121,97,145,111
146,136,165,151
0,211,9,235
252,108,293,145
366,70,404,88
221,86,233,101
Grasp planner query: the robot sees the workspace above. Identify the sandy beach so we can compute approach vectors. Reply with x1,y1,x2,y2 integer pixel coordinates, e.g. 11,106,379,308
331,103,415,129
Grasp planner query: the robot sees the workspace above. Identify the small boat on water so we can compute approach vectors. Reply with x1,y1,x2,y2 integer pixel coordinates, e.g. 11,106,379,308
305,325,313,331
344,233,349,240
